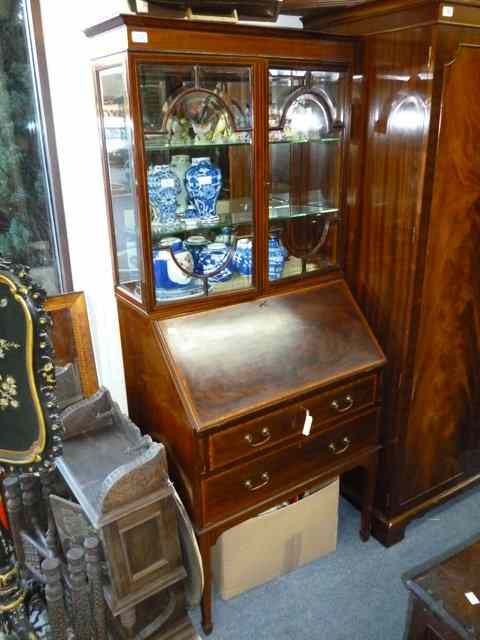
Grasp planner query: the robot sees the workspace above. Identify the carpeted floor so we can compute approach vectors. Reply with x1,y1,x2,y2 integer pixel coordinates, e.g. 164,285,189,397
190,485,480,639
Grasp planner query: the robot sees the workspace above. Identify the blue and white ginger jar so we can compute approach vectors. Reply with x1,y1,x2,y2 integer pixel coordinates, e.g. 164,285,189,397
148,165,181,225
233,238,253,277
269,235,286,281
184,235,209,272
198,242,233,283
185,157,222,222
153,237,193,290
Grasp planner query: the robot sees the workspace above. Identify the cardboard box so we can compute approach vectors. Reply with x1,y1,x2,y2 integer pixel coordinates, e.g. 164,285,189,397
212,477,339,600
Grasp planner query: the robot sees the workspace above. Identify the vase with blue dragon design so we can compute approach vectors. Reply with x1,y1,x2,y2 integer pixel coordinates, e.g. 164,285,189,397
185,157,222,223
147,164,181,226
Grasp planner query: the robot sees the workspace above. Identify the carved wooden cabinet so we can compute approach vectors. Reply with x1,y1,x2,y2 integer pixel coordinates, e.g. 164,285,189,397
86,15,386,634
298,0,480,546
56,389,196,640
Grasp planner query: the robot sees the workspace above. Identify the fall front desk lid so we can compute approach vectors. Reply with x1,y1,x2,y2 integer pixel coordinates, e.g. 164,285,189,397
156,280,386,431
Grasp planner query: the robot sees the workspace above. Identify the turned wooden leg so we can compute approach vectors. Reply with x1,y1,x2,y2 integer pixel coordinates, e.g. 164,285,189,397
198,530,213,635
360,454,378,542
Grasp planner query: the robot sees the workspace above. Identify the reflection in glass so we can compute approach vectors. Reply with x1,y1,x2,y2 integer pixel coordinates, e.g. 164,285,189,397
0,0,65,294
268,68,346,282
138,63,255,304
99,67,142,300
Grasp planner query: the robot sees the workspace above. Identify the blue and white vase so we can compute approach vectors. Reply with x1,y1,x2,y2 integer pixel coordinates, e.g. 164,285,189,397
148,165,181,226
153,237,193,290
233,238,253,277
198,242,233,283
185,157,222,223
184,235,209,272
268,235,286,281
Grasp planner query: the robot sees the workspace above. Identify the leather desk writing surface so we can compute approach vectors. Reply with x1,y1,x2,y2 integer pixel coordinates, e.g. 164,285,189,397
155,280,386,431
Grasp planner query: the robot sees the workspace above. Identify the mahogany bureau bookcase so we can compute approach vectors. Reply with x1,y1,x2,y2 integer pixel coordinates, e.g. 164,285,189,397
288,0,480,547
86,15,386,632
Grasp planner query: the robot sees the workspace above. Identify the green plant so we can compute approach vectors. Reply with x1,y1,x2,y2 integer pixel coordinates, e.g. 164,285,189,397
0,0,50,262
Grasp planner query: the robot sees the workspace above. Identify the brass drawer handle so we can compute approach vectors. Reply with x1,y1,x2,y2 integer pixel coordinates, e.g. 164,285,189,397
330,394,354,414
328,437,351,455
244,472,270,492
244,427,271,448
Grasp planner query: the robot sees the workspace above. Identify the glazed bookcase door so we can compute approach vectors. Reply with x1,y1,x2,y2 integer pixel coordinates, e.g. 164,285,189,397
267,67,347,282
98,65,144,303
137,61,256,306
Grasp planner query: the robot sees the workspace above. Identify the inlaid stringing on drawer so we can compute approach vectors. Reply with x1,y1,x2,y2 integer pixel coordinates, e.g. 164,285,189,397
208,374,378,470
204,408,380,524
299,374,378,432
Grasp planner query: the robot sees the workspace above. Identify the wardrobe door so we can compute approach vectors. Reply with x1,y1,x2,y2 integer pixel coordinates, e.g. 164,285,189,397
401,45,480,506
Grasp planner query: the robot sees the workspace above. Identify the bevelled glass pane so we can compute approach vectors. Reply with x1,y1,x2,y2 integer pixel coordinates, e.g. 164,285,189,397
139,63,255,305
99,66,142,301
268,67,346,282
0,0,63,294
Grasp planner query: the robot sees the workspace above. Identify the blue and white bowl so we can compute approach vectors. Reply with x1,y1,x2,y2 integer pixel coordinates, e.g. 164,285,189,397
269,235,286,281
153,237,193,290
198,242,234,283
185,157,222,222
148,165,181,225
233,238,253,277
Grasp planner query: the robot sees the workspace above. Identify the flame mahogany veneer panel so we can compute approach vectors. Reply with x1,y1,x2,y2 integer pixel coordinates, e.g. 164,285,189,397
401,46,480,504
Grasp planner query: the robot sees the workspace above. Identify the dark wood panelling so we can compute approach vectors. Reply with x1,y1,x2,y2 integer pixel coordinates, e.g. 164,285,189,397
401,45,480,505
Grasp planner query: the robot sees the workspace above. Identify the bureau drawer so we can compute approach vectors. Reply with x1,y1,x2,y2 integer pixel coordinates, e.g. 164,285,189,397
204,409,379,525
208,375,378,470
209,405,298,470
301,375,378,433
